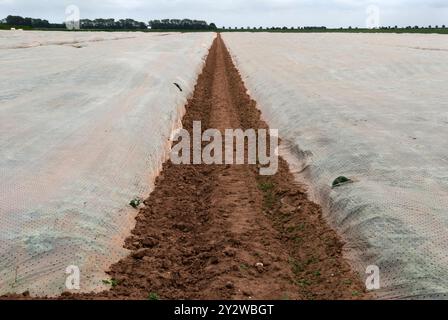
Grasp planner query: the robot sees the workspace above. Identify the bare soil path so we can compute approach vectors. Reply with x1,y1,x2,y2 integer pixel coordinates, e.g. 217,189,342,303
4,34,366,300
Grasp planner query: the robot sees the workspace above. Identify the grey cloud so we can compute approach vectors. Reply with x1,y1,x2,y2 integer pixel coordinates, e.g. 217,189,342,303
0,0,447,27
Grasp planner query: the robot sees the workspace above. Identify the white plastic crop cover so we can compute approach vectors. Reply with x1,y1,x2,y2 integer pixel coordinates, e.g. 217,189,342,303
223,33,448,299
0,31,215,295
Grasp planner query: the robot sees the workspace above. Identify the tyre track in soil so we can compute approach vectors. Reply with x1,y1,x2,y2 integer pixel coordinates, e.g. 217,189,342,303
5,34,367,300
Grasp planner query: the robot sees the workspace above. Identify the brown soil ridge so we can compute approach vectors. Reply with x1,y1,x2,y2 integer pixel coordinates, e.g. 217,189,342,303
4,34,367,300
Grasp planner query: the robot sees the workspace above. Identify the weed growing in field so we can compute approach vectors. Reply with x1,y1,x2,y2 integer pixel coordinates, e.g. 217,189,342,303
148,292,160,300
332,176,352,188
264,192,276,209
258,180,276,209
293,237,302,245
129,197,142,209
239,263,249,272
343,279,353,286
258,181,274,192
352,290,360,297
297,279,311,287
289,258,304,274
102,278,119,287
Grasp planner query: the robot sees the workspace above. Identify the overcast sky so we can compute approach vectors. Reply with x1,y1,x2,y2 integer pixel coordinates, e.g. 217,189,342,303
0,0,447,28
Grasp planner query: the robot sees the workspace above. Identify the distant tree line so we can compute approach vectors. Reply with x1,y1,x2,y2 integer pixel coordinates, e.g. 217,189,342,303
403,25,446,29
220,26,327,31
1,15,446,32
79,18,147,30
1,15,64,28
0,15,149,30
219,25,448,31
344,25,446,30
148,19,217,30
0,15,217,30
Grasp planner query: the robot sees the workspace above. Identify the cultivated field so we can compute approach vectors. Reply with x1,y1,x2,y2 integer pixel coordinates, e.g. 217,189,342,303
0,31,214,295
223,32,448,299
1,30,448,300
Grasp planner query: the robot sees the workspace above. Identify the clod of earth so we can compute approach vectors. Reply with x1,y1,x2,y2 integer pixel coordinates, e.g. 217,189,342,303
131,248,152,259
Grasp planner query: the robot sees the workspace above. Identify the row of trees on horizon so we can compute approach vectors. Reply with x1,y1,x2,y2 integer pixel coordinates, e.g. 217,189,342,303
1,15,446,31
0,15,217,30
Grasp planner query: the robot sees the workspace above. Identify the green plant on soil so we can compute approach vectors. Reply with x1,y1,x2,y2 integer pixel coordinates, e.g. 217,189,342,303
102,278,119,287
129,197,141,209
258,181,274,192
258,181,276,209
286,224,305,234
305,256,318,266
343,279,353,286
264,192,276,209
297,278,312,287
332,176,352,188
289,258,304,274
239,263,249,271
148,292,160,300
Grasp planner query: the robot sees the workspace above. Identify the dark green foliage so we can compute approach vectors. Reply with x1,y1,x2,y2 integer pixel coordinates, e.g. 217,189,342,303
148,292,160,300
332,176,352,187
129,198,141,209
102,278,119,287
258,181,274,192
148,19,217,30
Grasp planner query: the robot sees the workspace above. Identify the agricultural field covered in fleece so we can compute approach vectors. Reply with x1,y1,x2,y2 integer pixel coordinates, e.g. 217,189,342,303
0,31,215,295
223,32,448,299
